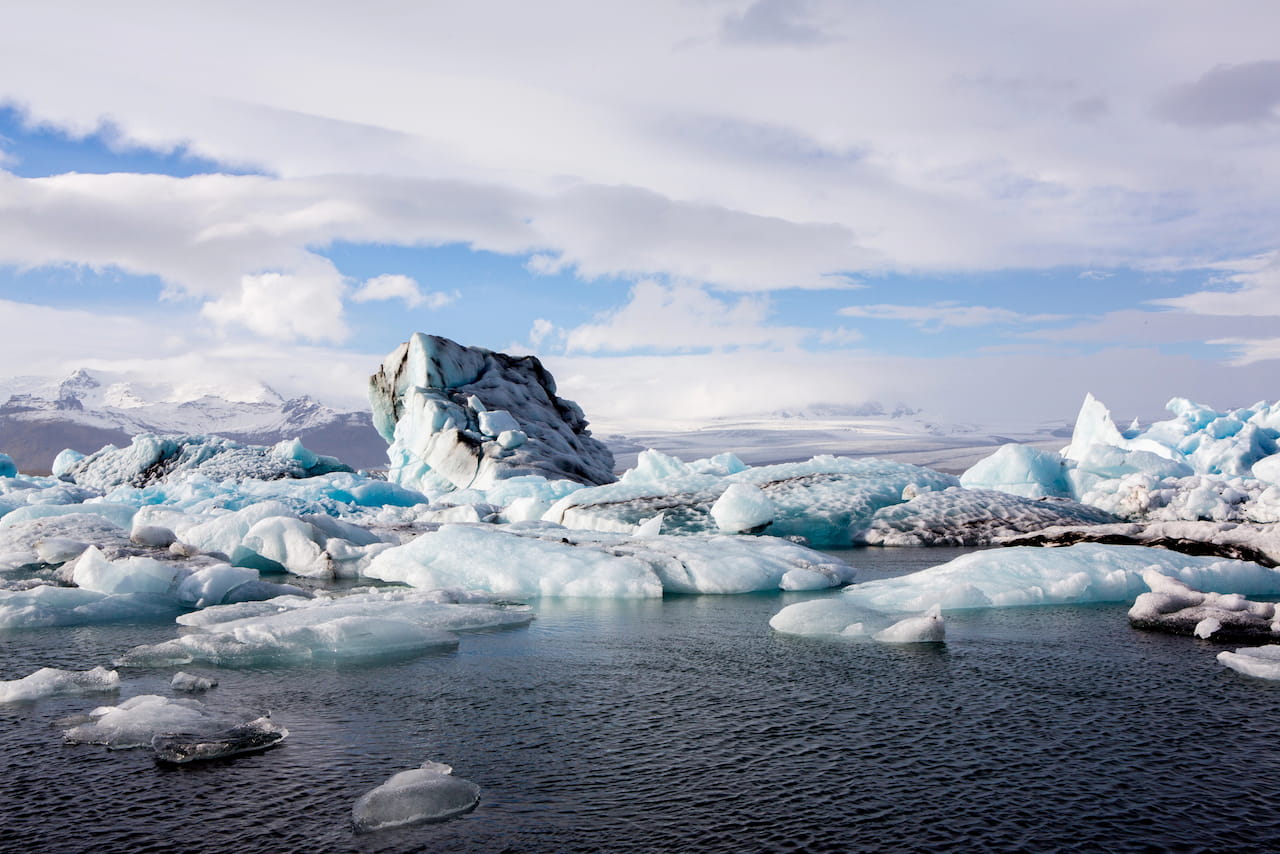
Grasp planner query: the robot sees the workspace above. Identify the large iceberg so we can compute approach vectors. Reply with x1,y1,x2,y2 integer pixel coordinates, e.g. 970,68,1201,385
837,543,1280,612
963,394,1280,525
363,522,856,598
369,333,615,492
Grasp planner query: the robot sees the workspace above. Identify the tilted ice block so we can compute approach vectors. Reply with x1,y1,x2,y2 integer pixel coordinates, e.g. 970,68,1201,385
0,666,120,703
352,761,481,831
1217,645,1280,680
840,543,1280,612
369,334,615,492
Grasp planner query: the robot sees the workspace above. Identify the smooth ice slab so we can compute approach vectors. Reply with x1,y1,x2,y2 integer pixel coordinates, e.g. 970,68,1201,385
0,666,120,703
839,543,1280,612
352,761,480,831
769,599,944,643
63,694,269,750
364,522,855,598
1218,645,1280,681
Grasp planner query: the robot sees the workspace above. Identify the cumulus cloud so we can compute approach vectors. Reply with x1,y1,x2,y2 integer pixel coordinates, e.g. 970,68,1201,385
351,274,459,309
1156,60,1280,127
201,270,348,343
838,302,1065,330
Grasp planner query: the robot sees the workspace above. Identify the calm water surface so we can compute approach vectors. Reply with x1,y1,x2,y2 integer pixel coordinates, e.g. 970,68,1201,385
2,546,1279,853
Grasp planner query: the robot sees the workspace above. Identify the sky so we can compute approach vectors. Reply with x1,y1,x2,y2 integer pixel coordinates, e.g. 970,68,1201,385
1,0,1279,428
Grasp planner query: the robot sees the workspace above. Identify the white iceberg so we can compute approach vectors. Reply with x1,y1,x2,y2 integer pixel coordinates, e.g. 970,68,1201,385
352,760,480,831
769,599,944,643
363,522,855,598
151,716,288,764
839,543,1280,612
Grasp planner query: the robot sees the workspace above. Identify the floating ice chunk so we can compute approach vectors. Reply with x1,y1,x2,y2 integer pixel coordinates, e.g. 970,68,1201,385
872,605,945,644
865,487,1118,546
710,484,775,533
151,716,288,764
173,564,262,609
1,501,139,532
71,547,184,596
369,333,615,491
240,516,331,577
0,584,182,629
51,448,84,478
0,666,120,703
365,523,853,598
36,537,90,565
0,453,15,478
841,544,1280,612
63,694,273,752
1217,645,1280,680
352,761,481,831
768,598,887,637
1128,569,1280,639
171,672,217,693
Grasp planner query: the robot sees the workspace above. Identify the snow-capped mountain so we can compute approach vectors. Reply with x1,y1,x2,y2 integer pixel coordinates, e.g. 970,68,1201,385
0,369,388,474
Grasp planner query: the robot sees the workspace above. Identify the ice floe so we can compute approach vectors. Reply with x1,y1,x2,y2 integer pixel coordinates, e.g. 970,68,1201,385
118,587,532,667
364,522,855,598
352,760,480,831
151,716,288,764
63,694,283,758
369,333,615,492
769,600,945,643
1217,645,1280,680
0,666,120,703
1128,569,1280,640
838,543,1280,612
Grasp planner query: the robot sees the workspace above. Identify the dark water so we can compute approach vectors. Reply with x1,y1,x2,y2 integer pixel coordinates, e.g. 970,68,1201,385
3,547,1280,853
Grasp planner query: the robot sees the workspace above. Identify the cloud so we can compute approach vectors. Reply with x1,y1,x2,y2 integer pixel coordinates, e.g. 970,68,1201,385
201,269,348,343
838,302,1065,330
1155,253,1280,317
563,281,808,354
351,274,458,310
720,0,829,46
1156,60,1280,127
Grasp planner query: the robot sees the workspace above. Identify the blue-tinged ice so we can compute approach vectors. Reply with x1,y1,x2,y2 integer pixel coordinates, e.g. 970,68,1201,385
352,761,480,831
61,433,352,491
364,522,854,597
0,453,15,478
0,665,120,703
545,452,958,547
838,543,1280,612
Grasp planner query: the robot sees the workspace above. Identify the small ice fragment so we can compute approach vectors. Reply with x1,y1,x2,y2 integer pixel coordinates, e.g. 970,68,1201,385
709,483,775,534
352,761,481,831
633,513,664,537
171,672,218,693
872,604,945,644
151,716,288,764
1194,617,1222,639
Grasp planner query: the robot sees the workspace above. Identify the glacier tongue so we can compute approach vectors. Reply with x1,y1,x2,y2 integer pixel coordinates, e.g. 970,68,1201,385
369,333,615,492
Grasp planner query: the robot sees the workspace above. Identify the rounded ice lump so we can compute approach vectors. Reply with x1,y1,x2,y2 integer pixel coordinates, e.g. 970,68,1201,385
352,761,480,831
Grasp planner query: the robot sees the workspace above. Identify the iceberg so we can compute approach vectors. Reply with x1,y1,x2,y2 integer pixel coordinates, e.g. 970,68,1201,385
1128,569,1280,640
544,452,959,547
171,671,217,693
0,452,17,478
864,487,1118,546
63,694,277,752
61,433,351,492
369,333,615,492
352,761,480,831
769,599,944,643
363,522,856,598
0,665,120,703
838,543,1280,612
1001,520,1280,568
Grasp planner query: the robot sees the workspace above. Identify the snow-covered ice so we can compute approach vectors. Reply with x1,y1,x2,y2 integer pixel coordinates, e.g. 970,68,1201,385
0,666,120,703
352,760,480,831
369,333,615,492
838,543,1280,612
